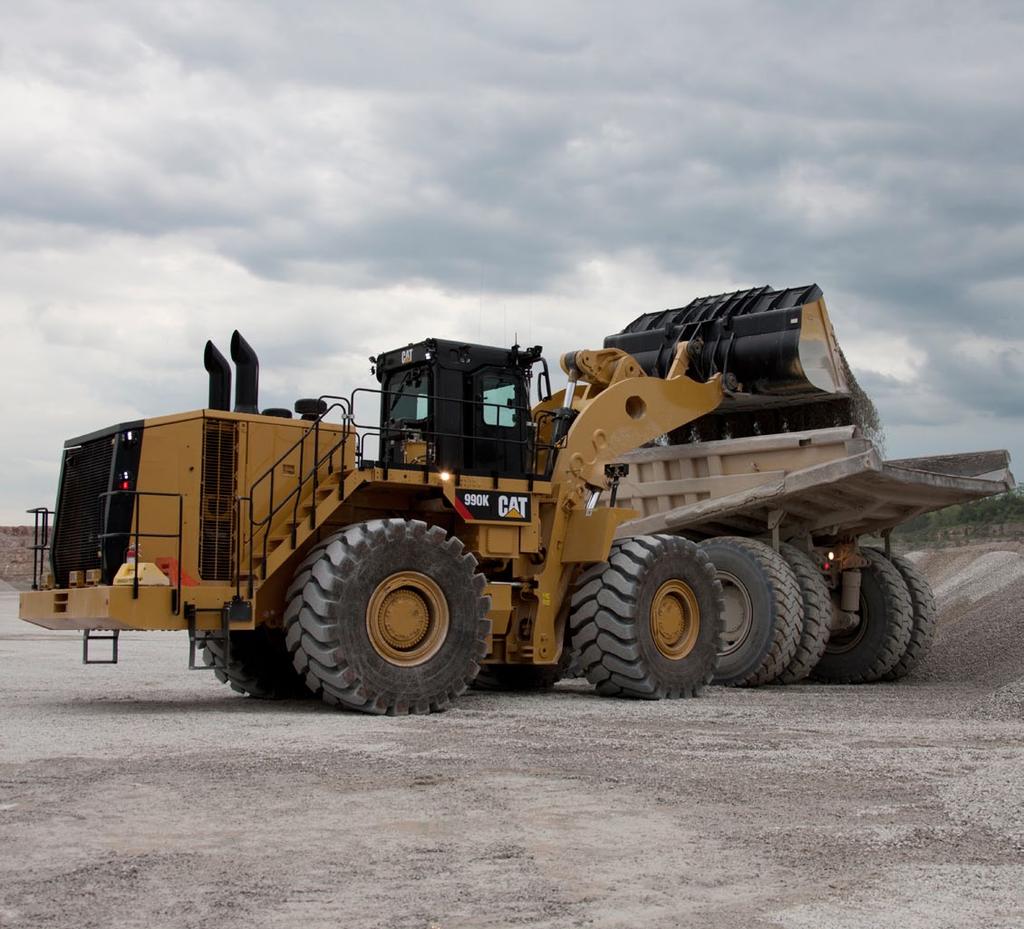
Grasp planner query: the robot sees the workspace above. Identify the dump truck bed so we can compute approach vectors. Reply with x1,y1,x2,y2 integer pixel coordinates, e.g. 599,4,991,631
615,427,1015,542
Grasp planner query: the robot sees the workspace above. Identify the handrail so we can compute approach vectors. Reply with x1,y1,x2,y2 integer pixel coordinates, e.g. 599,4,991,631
236,385,562,596
240,397,353,595
348,386,553,476
26,507,55,590
98,490,184,614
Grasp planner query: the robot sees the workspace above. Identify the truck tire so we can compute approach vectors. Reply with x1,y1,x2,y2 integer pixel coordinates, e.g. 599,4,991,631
568,535,723,699
700,537,803,687
776,543,832,684
284,519,490,715
812,548,913,684
472,664,563,692
875,551,937,681
202,626,309,699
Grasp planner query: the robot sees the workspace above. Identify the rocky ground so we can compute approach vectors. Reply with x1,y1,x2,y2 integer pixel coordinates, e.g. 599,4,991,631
0,543,1022,929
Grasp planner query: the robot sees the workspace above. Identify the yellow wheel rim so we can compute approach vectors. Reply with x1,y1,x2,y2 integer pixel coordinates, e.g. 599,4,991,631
650,579,701,660
366,571,450,667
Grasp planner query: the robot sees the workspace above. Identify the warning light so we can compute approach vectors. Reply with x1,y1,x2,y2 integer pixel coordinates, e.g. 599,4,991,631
119,470,132,491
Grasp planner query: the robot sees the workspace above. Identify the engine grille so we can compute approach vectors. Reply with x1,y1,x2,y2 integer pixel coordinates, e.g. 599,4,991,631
52,436,115,587
199,419,237,581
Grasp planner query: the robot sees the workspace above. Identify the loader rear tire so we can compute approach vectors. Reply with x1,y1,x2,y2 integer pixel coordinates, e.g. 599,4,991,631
700,537,803,687
812,548,913,684
202,627,309,699
284,519,490,715
776,543,833,684
876,551,937,681
568,535,723,699
472,664,563,692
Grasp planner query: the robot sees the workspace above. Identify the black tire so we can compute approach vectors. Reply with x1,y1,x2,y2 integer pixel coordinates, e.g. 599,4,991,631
202,626,309,699
284,519,490,715
568,535,723,699
700,537,803,687
876,551,937,681
776,543,833,684
472,664,563,692
812,548,913,684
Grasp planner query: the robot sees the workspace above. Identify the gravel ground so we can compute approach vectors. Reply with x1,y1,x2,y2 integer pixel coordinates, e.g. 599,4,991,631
1,551,1023,929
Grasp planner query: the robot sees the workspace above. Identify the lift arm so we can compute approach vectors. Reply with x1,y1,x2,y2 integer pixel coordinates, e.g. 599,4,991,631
521,286,849,663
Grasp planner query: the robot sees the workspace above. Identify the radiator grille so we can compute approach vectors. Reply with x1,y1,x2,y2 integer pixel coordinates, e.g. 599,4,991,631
52,436,115,587
199,419,237,581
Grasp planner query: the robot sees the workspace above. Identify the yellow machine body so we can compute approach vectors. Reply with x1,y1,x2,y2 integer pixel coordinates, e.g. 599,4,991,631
21,287,848,676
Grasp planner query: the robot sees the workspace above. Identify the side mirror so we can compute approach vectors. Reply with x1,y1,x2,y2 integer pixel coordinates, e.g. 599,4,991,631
538,358,553,402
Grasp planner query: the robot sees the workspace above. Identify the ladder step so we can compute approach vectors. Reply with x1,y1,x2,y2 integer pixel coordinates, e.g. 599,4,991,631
83,630,119,665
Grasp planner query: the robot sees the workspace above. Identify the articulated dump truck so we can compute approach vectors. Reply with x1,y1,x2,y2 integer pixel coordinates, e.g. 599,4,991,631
20,286,1014,714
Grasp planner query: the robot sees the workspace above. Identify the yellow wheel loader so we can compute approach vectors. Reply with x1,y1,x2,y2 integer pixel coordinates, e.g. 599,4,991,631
21,285,860,714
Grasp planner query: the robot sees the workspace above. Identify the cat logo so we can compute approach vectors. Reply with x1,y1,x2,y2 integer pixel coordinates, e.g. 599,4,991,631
401,348,414,364
498,495,529,520
454,489,530,522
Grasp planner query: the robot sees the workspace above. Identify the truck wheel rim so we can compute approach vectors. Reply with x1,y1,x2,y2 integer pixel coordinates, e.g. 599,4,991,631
826,592,868,654
650,579,701,660
366,571,449,667
718,570,753,657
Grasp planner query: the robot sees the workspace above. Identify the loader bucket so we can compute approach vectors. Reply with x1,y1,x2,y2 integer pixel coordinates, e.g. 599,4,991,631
604,285,881,444
604,284,849,407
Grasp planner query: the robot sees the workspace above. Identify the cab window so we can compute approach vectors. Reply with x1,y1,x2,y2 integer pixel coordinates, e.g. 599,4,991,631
481,376,517,428
388,368,429,422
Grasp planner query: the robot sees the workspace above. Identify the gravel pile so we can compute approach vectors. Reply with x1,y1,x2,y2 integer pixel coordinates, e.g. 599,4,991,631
0,527,34,589
908,542,1024,707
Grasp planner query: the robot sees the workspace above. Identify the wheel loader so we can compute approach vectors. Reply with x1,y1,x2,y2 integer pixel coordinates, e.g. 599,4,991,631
21,284,991,714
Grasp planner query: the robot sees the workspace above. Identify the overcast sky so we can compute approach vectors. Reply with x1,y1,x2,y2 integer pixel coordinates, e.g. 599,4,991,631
1,1,1021,521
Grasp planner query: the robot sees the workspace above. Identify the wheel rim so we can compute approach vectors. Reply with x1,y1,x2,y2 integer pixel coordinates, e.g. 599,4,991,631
366,571,450,667
826,591,868,654
718,570,753,657
649,579,701,660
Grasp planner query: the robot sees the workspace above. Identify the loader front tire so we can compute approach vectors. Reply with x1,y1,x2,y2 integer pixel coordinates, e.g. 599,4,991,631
284,519,490,715
812,548,913,684
202,627,309,699
700,537,803,687
568,535,723,699
776,543,833,684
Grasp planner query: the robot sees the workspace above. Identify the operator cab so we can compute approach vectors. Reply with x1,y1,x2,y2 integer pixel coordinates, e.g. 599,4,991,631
372,339,546,478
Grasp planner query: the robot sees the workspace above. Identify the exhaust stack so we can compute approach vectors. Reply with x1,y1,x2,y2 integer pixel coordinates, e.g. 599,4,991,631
203,341,232,412
230,330,260,414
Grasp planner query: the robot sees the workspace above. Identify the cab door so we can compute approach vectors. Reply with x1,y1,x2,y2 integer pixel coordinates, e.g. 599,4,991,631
464,370,530,476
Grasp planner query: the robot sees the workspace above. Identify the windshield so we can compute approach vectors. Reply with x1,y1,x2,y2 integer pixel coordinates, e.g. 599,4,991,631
388,367,429,422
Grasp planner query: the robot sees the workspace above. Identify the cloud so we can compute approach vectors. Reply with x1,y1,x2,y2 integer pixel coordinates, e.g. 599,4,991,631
1,1,1022,519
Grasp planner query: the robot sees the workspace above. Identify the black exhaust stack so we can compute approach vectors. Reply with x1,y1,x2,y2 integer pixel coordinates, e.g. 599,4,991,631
230,330,260,414
203,341,232,412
